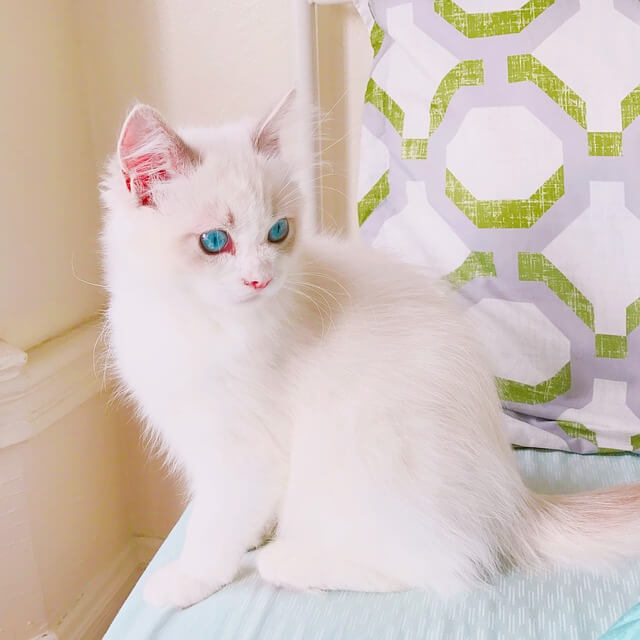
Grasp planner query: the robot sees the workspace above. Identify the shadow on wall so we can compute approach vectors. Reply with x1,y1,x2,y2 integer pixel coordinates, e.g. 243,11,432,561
315,4,352,236
313,3,370,237
111,398,187,540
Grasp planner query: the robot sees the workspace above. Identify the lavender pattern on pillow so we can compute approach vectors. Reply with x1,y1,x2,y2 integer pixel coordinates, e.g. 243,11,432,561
353,0,640,453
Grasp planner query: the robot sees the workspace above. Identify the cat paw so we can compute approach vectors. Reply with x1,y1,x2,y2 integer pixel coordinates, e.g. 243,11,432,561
143,562,223,608
258,542,407,593
257,542,323,592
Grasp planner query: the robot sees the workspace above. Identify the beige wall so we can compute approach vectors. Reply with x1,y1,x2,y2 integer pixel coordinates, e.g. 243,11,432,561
0,443,48,638
0,2,372,638
74,0,295,174
27,397,130,628
115,402,185,540
0,0,104,351
0,396,129,638
314,4,371,236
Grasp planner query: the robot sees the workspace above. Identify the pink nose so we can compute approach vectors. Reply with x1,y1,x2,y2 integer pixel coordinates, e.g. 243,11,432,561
243,278,271,290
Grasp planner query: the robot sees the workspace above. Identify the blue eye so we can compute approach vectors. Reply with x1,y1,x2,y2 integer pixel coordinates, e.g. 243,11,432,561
200,229,229,254
268,218,289,243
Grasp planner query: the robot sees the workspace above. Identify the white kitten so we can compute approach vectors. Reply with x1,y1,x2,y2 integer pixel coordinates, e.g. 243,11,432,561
101,92,640,609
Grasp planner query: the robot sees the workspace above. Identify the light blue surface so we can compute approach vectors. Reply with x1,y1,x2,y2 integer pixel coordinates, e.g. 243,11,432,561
106,450,640,640
601,603,640,640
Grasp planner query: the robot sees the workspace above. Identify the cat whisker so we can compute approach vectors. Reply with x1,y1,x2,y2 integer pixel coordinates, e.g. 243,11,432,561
291,281,339,331
283,284,332,337
289,279,344,311
316,89,349,124
293,287,338,327
317,185,348,200
274,173,300,200
71,254,107,289
291,271,352,301
320,130,352,154
310,171,348,183
92,322,108,390
278,193,305,209
283,285,326,336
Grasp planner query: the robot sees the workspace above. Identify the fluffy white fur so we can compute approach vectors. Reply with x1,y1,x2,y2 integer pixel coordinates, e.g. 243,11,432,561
101,94,640,609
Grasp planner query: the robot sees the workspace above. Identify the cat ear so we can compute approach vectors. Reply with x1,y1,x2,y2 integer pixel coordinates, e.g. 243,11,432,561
118,104,197,207
252,89,296,157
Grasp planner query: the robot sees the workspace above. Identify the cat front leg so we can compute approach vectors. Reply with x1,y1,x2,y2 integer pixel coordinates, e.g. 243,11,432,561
143,446,283,608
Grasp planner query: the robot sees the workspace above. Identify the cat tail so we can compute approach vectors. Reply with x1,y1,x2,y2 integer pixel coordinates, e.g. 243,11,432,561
527,483,640,569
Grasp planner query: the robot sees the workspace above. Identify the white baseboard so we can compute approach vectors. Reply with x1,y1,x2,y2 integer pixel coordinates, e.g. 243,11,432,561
53,536,162,640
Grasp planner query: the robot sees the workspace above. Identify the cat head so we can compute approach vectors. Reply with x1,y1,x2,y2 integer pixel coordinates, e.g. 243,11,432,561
102,90,306,311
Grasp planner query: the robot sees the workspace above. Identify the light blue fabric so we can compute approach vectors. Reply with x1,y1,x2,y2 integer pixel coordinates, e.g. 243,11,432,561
106,450,640,640
600,603,640,640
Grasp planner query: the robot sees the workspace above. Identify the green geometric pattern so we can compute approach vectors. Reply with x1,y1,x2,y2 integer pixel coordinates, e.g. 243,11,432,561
497,362,571,405
401,138,428,160
430,60,484,135
597,296,640,358
508,54,587,127
593,296,640,358
355,0,640,453
627,298,640,335
434,0,554,38
446,167,564,228
588,132,622,157
557,420,598,447
595,334,627,360
446,252,496,289
509,54,640,157
394,59,487,160
358,170,390,226
558,421,638,453
365,78,404,135
370,22,385,57
518,253,595,329
621,86,640,129
519,254,640,360
367,60,484,161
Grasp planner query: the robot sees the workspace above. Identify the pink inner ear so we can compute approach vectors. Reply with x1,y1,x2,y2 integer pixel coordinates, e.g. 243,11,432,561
253,124,280,157
118,106,193,207
120,156,169,207
252,89,296,158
